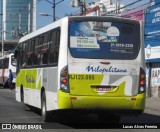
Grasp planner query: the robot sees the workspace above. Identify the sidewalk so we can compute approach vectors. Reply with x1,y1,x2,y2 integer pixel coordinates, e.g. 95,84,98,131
145,97,160,111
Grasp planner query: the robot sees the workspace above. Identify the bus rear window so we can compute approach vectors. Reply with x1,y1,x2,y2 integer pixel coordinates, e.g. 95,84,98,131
69,21,140,60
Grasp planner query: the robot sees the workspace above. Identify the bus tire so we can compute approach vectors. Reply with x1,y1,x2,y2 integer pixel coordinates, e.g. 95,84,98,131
41,92,52,122
98,114,121,123
21,87,29,111
20,88,24,103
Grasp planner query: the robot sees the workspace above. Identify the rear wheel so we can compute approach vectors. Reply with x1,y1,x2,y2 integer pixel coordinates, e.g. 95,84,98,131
41,92,52,122
20,87,30,111
20,88,24,103
21,88,29,111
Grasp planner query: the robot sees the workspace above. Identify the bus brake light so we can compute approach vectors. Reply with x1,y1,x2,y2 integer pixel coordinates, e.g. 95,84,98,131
140,80,145,85
62,79,67,84
138,68,146,94
60,66,69,93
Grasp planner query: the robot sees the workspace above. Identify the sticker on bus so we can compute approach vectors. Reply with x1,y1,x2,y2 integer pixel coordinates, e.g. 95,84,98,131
70,36,100,48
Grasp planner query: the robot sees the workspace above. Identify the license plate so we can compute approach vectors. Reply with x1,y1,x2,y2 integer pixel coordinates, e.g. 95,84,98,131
96,88,111,92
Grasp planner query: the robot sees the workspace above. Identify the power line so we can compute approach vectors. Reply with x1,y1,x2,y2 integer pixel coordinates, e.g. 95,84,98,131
72,0,152,16
105,0,151,14
44,0,65,21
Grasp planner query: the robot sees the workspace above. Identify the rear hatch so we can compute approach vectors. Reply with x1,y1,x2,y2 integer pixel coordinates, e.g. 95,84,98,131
68,18,140,97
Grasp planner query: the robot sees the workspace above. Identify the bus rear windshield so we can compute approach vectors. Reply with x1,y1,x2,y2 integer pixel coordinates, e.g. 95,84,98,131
69,21,140,60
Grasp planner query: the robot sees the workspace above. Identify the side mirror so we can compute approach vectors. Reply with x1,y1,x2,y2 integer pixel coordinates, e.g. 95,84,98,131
14,49,18,58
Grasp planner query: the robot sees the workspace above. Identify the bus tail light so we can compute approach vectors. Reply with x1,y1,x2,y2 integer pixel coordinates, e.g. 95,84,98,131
138,68,146,94
60,66,69,93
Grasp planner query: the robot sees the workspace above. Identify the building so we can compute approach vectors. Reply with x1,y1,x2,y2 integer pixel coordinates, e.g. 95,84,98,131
121,3,150,21
144,1,160,98
87,0,124,16
0,0,36,41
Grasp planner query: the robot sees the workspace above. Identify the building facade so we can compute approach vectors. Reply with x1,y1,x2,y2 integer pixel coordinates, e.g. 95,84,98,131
145,1,160,98
1,0,36,41
87,0,124,16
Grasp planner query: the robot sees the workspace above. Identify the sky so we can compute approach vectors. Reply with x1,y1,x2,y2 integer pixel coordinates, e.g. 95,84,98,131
0,0,152,30
36,0,150,28
36,0,93,28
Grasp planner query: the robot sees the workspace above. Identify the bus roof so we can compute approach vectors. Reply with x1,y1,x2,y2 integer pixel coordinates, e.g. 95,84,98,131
18,16,139,44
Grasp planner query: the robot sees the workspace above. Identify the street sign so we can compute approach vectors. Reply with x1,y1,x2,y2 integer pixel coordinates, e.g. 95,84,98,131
155,0,160,4
145,4,160,36
145,3,160,62
145,35,160,62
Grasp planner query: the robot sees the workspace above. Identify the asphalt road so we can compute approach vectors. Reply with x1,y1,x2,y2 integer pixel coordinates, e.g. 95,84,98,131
0,86,160,129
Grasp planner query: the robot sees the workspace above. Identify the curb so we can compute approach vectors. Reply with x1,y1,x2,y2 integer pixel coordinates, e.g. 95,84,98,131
145,107,160,112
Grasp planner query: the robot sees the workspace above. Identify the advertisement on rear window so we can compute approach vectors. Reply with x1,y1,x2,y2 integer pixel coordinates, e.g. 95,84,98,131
69,21,140,59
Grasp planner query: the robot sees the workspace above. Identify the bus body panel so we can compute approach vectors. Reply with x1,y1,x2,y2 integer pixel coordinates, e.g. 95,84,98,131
68,61,140,97
0,53,16,85
16,67,59,110
58,90,145,112
15,16,145,118
15,18,69,111
66,17,145,112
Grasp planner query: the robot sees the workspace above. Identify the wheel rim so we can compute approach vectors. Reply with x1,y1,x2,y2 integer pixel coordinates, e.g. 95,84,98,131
42,95,46,120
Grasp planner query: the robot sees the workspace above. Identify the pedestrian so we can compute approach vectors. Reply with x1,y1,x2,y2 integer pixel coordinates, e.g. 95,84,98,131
8,69,13,90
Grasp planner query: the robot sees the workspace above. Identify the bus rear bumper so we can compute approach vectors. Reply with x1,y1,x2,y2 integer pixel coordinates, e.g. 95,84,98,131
58,90,145,116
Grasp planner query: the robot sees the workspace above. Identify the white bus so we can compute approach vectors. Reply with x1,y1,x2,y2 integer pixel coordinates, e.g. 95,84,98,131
0,53,16,87
15,16,146,122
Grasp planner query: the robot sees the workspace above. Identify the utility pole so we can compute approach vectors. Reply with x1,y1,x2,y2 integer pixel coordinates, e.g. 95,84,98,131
18,14,21,31
71,0,86,15
28,3,31,33
0,12,4,57
53,0,56,22
18,13,22,39
1,21,4,57
1,0,4,57
45,0,64,22
81,0,86,15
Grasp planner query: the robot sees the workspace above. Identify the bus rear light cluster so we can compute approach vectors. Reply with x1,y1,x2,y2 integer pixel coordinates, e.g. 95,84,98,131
140,80,145,85
61,78,67,84
138,68,146,94
60,66,69,93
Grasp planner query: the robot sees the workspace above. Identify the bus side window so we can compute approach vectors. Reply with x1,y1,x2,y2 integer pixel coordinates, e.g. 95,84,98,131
26,40,34,66
20,42,27,68
55,29,60,63
19,43,22,67
4,58,9,69
41,34,49,65
22,42,27,67
33,37,39,66
49,29,60,65
26,41,30,66
30,39,35,65
49,31,55,64
38,36,42,65
0,60,1,69
19,43,24,67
